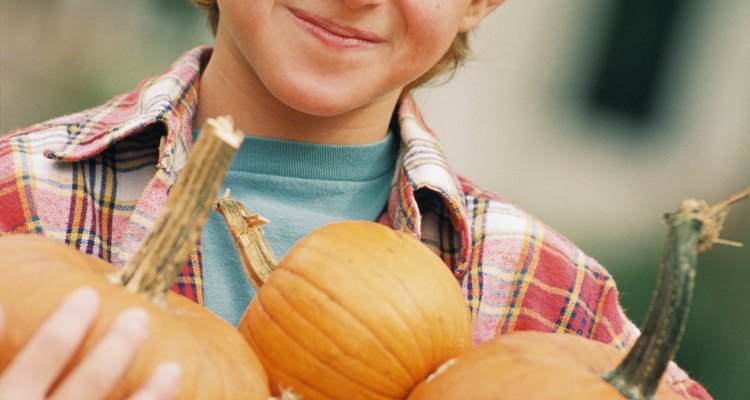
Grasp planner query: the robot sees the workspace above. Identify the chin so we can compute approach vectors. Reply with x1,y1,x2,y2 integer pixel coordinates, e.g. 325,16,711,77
264,72,397,117
275,86,364,117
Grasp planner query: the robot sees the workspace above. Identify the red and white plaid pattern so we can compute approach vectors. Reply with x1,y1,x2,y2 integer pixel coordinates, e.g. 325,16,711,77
0,46,709,399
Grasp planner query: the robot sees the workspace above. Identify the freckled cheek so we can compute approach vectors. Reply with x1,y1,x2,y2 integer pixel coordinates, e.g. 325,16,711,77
221,1,270,36
401,6,465,58
405,26,459,67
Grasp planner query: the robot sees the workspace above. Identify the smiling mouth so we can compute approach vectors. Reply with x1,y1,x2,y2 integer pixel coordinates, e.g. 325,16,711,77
288,7,385,49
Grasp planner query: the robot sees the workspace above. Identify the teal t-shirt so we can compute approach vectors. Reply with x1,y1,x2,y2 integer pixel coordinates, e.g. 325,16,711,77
194,131,399,325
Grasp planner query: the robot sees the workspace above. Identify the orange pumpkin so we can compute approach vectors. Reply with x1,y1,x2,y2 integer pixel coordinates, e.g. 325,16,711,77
0,235,269,399
407,189,749,400
0,117,270,399
407,331,679,399
222,213,472,400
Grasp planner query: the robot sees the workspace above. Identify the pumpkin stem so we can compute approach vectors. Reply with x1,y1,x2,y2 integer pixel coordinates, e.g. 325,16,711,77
603,186,749,399
214,193,278,289
108,117,244,304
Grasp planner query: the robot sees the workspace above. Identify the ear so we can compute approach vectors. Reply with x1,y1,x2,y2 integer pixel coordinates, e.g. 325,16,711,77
459,0,505,32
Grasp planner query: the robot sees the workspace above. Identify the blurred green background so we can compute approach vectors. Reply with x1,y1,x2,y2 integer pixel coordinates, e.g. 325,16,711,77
1,1,748,398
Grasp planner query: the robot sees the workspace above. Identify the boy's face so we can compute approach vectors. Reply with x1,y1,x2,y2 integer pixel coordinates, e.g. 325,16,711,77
215,0,498,117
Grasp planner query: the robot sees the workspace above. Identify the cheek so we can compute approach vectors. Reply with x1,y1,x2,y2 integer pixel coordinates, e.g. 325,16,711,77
397,4,466,68
217,1,278,69
218,0,269,41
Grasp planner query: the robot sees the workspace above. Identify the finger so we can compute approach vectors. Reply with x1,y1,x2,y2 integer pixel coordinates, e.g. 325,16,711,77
0,287,100,399
50,308,150,400
127,362,182,400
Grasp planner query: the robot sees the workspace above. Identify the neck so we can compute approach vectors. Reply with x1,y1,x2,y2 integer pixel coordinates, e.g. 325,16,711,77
194,38,399,145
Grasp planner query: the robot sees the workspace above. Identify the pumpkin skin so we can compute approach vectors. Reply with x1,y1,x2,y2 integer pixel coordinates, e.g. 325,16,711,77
238,221,472,400
407,331,681,400
0,234,270,400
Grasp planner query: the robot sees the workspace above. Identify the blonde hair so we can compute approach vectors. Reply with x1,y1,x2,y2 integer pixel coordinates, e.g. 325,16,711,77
191,0,469,92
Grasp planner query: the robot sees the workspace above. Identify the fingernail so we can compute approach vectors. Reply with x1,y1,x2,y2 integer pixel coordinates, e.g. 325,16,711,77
155,362,182,388
115,308,151,337
64,286,100,313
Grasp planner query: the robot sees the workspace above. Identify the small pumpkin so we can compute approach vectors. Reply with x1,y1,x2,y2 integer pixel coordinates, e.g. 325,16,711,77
408,331,680,399
407,188,749,400
0,236,269,400
215,199,472,400
0,117,270,399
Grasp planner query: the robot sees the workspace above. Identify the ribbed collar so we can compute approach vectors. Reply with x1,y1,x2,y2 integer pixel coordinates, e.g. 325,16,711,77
203,131,399,182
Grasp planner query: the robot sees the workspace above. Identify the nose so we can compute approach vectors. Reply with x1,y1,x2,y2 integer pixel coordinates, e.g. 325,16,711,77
343,0,383,8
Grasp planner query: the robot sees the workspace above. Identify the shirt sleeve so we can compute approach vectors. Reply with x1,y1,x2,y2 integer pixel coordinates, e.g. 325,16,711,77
460,194,712,399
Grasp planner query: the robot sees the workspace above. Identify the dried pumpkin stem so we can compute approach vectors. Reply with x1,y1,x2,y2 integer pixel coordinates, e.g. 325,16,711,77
214,193,278,290
108,117,243,304
603,186,749,399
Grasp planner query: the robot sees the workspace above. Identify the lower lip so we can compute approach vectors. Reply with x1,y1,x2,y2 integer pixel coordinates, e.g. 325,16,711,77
291,13,376,49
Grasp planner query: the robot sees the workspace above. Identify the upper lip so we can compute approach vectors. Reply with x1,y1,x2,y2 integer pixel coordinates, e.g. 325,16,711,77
288,7,386,43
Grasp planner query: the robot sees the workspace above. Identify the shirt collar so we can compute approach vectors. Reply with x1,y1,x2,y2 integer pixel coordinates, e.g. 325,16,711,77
44,46,211,181
388,96,471,277
43,45,471,276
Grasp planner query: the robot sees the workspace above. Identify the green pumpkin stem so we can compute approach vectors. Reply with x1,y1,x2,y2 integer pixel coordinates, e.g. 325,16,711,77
108,116,244,304
603,186,749,399
214,193,278,290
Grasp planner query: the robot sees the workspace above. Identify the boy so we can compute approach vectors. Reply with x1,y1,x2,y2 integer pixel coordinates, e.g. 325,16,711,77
0,0,709,398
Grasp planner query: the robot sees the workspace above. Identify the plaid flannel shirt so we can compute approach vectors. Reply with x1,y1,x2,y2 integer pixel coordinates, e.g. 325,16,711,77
0,46,709,399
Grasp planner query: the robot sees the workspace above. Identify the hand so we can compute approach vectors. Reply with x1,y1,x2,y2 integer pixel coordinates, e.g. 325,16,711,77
0,287,182,400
